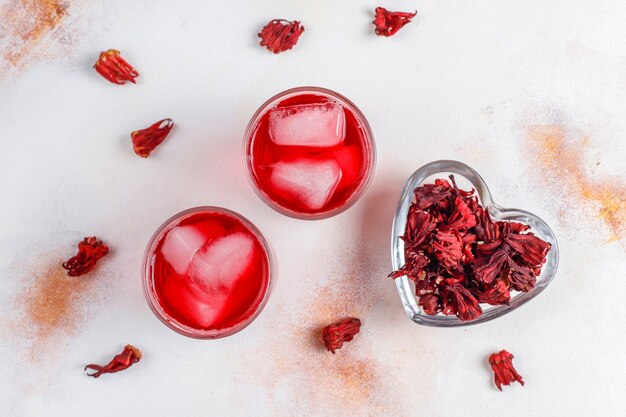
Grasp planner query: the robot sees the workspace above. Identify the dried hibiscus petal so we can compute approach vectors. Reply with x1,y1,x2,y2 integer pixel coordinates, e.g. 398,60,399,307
402,210,436,248
506,258,537,292
432,230,464,273
414,180,452,210
322,317,361,354
489,350,524,391
473,247,511,284
441,284,482,321
258,19,304,54
373,7,417,37
418,293,440,315
441,197,477,231
94,49,138,85
62,237,109,277
474,206,500,243
472,278,510,305
85,345,142,378
504,233,551,267
461,232,476,264
131,118,174,158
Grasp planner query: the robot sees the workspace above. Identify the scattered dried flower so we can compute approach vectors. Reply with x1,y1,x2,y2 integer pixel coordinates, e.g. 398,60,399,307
258,19,304,54
373,7,417,37
62,237,109,277
489,350,524,391
85,345,142,378
94,49,138,85
322,317,361,354
389,176,551,321
131,118,174,158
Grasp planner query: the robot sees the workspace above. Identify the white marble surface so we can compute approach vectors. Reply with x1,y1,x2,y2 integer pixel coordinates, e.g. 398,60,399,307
1,1,625,416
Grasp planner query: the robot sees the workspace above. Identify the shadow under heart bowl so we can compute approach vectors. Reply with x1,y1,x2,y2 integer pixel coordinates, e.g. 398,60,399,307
391,160,559,327
142,207,273,339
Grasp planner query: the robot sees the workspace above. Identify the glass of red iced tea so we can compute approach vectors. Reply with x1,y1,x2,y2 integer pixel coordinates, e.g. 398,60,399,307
142,207,273,339
244,87,376,219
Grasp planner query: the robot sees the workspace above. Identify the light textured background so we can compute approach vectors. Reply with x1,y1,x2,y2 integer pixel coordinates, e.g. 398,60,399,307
1,1,625,416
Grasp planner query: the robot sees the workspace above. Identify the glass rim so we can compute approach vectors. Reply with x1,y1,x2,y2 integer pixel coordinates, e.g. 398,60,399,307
390,160,560,327
242,86,377,220
141,206,274,339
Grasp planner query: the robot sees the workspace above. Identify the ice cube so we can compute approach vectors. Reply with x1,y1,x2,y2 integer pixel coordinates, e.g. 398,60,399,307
160,224,208,274
269,158,342,210
269,101,346,147
188,232,256,294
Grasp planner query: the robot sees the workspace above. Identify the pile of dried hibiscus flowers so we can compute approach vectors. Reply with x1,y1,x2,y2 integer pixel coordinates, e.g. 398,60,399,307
390,176,551,321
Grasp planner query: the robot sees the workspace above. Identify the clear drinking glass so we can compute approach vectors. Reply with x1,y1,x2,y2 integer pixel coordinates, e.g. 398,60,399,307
142,206,274,339
243,86,376,220
391,160,559,327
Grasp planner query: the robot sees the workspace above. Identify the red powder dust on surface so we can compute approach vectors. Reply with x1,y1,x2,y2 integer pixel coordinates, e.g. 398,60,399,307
240,245,403,417
0,0,72,80
10,252,105,360
526,124,626,241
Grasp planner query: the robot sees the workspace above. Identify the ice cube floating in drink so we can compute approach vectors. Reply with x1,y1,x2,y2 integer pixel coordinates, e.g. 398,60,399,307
244,87,376,220
142,207,273,339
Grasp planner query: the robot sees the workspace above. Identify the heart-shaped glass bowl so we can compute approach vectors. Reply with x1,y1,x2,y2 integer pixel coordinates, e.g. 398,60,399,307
391,160,559,327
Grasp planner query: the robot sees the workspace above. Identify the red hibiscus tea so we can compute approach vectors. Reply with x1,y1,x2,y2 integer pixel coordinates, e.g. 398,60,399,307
142,207,273,338
244,87,376,219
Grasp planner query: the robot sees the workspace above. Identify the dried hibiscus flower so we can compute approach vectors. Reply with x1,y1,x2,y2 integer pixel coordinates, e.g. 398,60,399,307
85,345,142,378
489,350,524,391
62,237,109,277
373,7,417,37
131,118,174,158
258,19,304,54
94,49,138,85
389,176,551,321
322,317,361,354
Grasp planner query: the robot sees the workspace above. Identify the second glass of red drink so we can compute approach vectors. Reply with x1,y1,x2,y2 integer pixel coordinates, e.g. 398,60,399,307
244,87,376,219
142,207,273,339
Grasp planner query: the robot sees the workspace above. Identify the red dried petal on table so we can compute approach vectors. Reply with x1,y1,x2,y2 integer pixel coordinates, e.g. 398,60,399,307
373,7,417,37
85,345,142,378
322,317,361,354
131,118,174,158
489,350,524,391
504,233,551,267
62,237,109,277
94,49,138,85
258,19,304,54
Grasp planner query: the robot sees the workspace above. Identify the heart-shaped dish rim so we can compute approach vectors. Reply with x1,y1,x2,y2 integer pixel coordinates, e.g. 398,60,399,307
391,160,560,327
